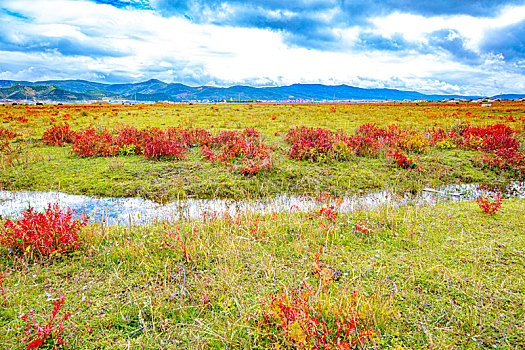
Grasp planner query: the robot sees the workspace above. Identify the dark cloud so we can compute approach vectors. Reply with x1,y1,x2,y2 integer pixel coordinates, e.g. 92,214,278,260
0,36,127,58
144,0,523,50
426,29,480,63
91,0,151,10
344,0,523,17
481,19,525,61
1,8,30,20
355,32,414,51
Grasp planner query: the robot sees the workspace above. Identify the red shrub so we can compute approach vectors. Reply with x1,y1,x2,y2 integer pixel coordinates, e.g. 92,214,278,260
286,127,336,144
306,192,341,222
287,126,383,161
355,221,373,235
1,204,87,256
388,148,415,169
203,129,271,174
354,123,403,147
72,128,118,157
42,123,76,146
288,134,333,162
167,127,212,147
212,130,242,147
216,137,268,163
344,135,381,157
261,282,373,349
142,136,187,161
21,293,75,349
114,125,143,154
0,127,21,140
466,124,518,151
481,148,525,172
476,193,502,214
200,146,217,161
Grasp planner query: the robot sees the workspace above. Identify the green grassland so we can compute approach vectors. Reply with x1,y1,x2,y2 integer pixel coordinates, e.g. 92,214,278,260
1,102,523,200
0,199,524,349
0,102,524,349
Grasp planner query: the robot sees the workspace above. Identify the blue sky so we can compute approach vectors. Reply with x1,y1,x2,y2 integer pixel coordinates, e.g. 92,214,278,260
0,0,524,95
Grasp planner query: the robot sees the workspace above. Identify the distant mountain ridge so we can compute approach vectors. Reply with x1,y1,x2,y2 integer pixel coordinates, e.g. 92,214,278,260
0,79,502,102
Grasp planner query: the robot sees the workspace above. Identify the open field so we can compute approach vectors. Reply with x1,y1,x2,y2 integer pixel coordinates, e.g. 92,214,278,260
1,102,524,200
0,102,525,349
0,199,524,349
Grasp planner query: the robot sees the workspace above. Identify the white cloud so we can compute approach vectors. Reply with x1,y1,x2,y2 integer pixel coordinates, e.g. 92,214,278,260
0,0,524,95
370,4,525,50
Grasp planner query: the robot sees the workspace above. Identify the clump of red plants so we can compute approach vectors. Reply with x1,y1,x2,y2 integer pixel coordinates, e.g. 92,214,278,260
433,123,525,172
142,136,188,160
0,204,87,256
260,281,373,349
201,128,272,175
476,193,502,214
355,221,373,235
0,127,21,140
20,293,79,349
42,123,76,146
72,128,118,157
167,127,212,147
286,125,399,162
306,192,341,223
387,148,415,169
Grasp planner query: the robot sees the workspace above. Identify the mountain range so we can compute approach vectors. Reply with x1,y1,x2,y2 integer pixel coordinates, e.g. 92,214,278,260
0,79,522,102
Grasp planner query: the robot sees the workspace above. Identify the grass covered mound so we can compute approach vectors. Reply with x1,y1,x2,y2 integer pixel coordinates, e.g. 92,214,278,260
0,199,523,349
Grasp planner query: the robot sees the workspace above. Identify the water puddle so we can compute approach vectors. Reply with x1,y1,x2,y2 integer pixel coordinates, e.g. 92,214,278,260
0,181,524,225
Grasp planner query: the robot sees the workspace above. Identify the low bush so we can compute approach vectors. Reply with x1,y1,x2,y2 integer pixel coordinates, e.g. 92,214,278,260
42,123,76,146
261,281,373,349
167,127,212,147
1,204,87,256
142,136,188,161
21,293,72,349
0,127,21,140
388,148,415,169
476,193,502,214
72,128,118,157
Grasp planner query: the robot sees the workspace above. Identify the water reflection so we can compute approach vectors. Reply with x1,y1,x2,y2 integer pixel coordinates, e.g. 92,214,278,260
0,181,523,226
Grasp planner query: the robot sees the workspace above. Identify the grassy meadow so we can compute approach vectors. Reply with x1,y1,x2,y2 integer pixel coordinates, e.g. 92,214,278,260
1,102,524,199
0,101,524,349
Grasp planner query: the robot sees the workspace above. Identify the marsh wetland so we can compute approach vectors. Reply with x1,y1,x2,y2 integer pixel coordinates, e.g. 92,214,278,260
0,102,524,349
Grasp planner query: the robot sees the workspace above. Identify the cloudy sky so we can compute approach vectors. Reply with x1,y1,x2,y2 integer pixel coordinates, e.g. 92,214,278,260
0,0,524,95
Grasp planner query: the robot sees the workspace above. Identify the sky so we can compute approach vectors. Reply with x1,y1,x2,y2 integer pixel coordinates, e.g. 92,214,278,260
0,0,524,95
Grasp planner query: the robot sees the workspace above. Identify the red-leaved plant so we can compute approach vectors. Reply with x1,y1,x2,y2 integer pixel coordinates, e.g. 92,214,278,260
261,281,373,349
0,127,21,140
0,204,87,256
42,123,76,146
161,226,197,263
476,193,502,214
142,136,188,161
387,148,415,169
355,221,373,235
71,128,118,157
306,192,341,223
21,293,71,349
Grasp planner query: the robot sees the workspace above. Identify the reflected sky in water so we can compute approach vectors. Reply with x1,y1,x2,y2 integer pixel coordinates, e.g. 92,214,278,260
1,181,524,226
